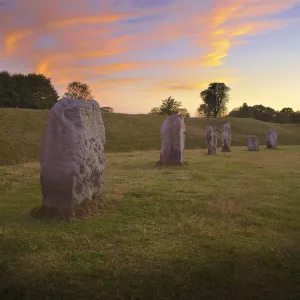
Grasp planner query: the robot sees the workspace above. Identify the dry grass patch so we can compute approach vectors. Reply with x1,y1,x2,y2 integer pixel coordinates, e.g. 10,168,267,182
206,197,248,218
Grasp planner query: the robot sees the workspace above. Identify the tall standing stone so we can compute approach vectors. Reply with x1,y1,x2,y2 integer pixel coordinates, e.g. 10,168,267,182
266,128,278,149
221,123,231,152
205,126,218,155
246,135,259,151
159,114,185,165
40,98,106,213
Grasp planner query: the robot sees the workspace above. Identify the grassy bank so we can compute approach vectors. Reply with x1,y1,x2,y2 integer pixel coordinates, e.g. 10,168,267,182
1,147,300,299
1,108,300,164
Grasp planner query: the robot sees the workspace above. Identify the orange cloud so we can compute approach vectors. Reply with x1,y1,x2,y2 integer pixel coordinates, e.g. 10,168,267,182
149,78,238,93
167,83,209,90
79,35,129,57
212,5,241,27
4,30,31,55
98,77,145,84
154,80,209,89
36,61,49,76
93,62,143,74
188,0,297,67
47,13,125,30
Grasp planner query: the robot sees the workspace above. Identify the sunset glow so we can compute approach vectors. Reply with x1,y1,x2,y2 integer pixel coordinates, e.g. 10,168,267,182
1,0,300,114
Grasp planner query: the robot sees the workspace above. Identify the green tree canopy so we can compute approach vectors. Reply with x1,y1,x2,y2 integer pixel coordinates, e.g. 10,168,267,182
198,82,230,118
196,103,213,118
0,71,58,109
0,71,19,108
149,96,190,117
148,107,161,114
275,107,294,123
159,96,182,116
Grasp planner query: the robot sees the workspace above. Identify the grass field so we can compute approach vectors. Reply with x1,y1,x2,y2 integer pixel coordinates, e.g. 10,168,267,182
1,146,300,299
2,107,300,164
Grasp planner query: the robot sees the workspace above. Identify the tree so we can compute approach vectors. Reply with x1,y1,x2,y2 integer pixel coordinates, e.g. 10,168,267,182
196,103,213,118
149,96,189,117
227,107,239,117
291,111,300,124
199,82,230,118
178,108,190,118
250,105,277,122
20,73,58,109
64,81,94,100
159,96,182,116
0,71,19,107
148,107,161,114
0,71,58,109
235,103,253,118
275,107,294,123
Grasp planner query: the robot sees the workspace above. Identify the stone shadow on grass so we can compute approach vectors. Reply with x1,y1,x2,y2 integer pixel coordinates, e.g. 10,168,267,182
30,192,117,221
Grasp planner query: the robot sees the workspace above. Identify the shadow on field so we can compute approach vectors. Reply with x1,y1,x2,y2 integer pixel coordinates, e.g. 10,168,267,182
1,248,299,300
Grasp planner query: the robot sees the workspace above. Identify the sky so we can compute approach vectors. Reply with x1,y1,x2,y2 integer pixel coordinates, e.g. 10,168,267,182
1,0,300,115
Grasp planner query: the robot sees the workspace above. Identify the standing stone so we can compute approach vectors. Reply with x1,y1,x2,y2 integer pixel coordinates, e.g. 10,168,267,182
205,126,218,155
246,135,259,151
159,114,185,165
221,123,231,152
266,128,278,149
40,98,106,213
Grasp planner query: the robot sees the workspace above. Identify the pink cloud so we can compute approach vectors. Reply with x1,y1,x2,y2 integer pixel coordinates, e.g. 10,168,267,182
1,0,299,98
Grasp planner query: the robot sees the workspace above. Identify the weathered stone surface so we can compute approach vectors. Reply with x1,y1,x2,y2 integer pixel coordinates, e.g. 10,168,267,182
159,114,185,165
246,135,259,151
266,128,278,148
221,123,231,152
40,98,106,211
205,126,218,155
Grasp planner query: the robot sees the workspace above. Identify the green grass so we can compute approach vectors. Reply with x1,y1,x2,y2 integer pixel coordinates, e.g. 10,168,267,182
2,107,300,164
1,147,300,299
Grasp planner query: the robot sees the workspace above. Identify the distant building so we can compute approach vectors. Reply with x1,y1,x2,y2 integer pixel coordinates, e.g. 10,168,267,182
101,107,114,113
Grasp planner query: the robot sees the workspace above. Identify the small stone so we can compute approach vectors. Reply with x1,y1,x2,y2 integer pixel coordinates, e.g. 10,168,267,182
221,123,231,152
266,128,278,149
205,126,218,155
40,98,106,212
246,135,259,151
159,114,185,165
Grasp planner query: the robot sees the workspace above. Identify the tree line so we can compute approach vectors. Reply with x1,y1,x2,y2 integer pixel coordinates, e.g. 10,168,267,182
1,70,299,124
149,84,300,124
228,103,300,124
0,71,114,112
0,70,230,118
